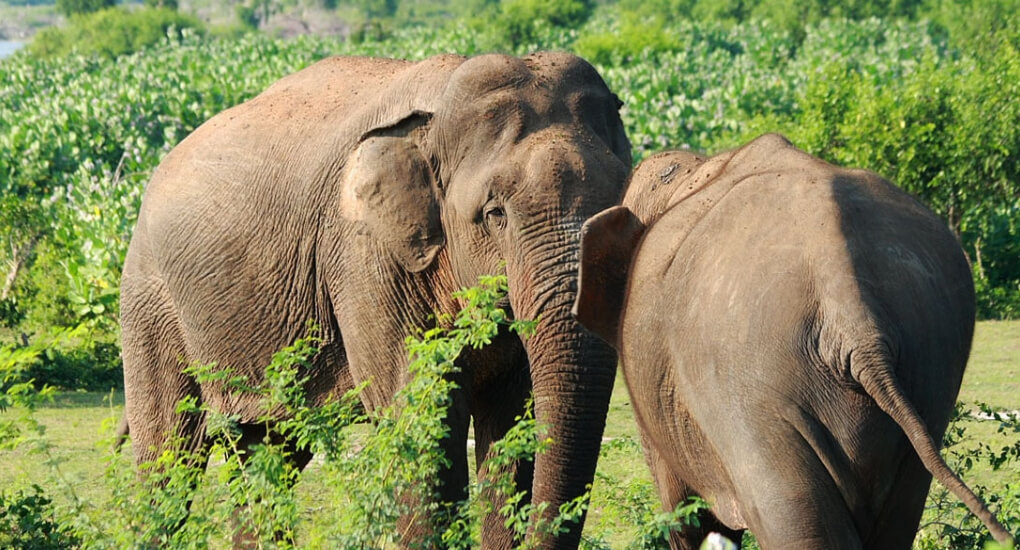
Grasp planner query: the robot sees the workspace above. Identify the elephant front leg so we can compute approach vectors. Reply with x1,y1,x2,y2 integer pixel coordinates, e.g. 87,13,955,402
329,258,477,543
471,367,535,549
395,373,472,546
229,423,316,548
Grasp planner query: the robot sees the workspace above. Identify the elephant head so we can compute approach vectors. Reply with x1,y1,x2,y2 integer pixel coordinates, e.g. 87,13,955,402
331,52,632,545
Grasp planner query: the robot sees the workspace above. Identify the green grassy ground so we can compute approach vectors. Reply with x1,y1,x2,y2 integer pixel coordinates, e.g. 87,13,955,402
960,321,1020,410
2,320,1018,545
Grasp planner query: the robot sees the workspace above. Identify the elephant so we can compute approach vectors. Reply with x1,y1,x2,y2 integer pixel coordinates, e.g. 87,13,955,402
119,52,631,548
572,134,1014,549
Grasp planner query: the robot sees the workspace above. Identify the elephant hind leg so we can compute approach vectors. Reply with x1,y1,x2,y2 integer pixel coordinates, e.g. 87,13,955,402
640,439,741,550
120,276,212,546
731,427,863,550
862,449,930,548
121,275,207,467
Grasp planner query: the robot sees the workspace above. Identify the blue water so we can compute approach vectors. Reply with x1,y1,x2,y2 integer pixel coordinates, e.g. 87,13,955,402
0,40,25,59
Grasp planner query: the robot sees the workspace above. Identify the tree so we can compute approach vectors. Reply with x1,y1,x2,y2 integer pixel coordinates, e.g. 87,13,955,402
0,198,48,329
236,0,279,29
496,0,594,48
144,0,178,10
358,0,398,18
56,0,116,17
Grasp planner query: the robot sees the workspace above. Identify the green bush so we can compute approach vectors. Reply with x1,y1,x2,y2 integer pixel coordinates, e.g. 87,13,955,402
603,0,927,39
0,276,707,547
25,337,121,392
8,244,79,334
574,11,681,66
2,279,1018,546
915,403,1020,548
0,323,121,392
0,485,80,549
493,0,594,48
55,0,114,17
143,0,178,10
969,203,1020,319
731,31,1020,318
28,7,205,59
923,0,1020,54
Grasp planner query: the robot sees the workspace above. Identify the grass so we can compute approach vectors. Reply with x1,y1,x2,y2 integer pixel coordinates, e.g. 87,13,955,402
960,320,1020,410
1,320,1017,545
0,390,123,509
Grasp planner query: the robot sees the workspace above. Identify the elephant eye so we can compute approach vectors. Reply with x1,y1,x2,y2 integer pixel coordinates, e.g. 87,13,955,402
484,205,507,231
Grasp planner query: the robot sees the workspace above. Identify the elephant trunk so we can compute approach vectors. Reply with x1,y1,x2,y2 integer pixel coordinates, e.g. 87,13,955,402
511,241,618,548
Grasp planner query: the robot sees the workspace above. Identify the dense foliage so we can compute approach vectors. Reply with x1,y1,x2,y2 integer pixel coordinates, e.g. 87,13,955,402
27,8,205,58
0,277,708,548
54,0,113,18
1,279,1017,547
3,8,1018,377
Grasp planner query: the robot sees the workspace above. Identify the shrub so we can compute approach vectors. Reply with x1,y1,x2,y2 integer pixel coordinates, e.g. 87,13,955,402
0,324,119,392
60,276,591,547
234,0,279,30
0,277,711,547
143,0,178,10
574,11,681,66
493,0,594,48
2,279,1018,546
0,485,81,549
7,244,80,335
28,8,205,59
731,34,1020,318
55,0,114,17
923,0,1020,54
967,202,1020,320
25,337,121,392
915,403,1020,548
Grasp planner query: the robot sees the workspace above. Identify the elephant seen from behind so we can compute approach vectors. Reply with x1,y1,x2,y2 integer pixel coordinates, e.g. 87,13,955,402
120,52,632,548
573,134,1014,548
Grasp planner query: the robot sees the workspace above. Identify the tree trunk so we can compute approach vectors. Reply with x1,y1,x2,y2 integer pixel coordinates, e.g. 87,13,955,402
2,232,40,301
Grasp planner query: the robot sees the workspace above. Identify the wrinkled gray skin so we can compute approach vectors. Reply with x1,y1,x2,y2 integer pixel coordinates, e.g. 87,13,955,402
573,134,1014,549
120,52,631,548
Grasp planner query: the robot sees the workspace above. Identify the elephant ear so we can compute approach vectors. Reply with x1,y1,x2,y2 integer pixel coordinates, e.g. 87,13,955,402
340,114,444,272
572,206,646,349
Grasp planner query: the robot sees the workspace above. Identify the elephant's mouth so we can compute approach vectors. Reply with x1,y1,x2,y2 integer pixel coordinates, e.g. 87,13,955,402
453,292,512,318
495,296,513,317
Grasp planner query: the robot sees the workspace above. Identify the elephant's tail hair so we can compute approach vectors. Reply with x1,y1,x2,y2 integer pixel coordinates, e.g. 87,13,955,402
113,414,130,453
855,352,1015,546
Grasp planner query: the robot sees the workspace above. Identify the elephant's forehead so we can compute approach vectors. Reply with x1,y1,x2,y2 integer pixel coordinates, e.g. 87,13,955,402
444,54,534,97
523,51,611,92
437,83,562,126
440,54,605,113
445,52,599,90
433,87,599,156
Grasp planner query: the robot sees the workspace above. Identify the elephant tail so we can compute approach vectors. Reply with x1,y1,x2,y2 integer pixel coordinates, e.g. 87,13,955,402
113,414,130,452
854,351,1015,546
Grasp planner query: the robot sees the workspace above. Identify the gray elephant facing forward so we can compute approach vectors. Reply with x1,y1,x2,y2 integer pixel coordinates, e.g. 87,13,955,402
574,134,1014,548
120,52,631,548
